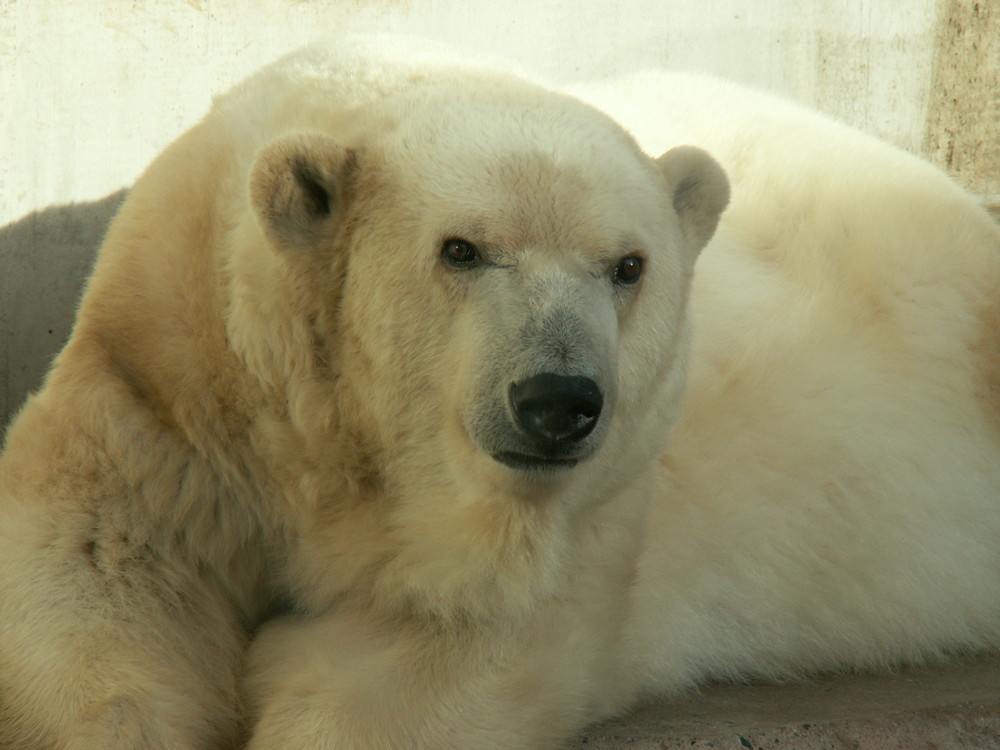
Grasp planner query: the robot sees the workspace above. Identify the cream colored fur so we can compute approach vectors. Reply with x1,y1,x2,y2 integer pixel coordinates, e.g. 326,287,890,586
1,35,999,750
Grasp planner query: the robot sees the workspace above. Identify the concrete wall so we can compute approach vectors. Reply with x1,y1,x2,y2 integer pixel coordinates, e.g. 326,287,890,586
2,0,998,427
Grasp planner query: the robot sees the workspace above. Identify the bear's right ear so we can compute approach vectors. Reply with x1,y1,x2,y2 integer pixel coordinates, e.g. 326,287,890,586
249,133,356,253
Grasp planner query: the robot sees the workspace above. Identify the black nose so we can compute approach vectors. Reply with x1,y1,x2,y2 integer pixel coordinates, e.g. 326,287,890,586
509,374,603,449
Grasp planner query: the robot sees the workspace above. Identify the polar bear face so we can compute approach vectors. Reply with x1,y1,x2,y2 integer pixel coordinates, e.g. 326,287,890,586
248,82,728,511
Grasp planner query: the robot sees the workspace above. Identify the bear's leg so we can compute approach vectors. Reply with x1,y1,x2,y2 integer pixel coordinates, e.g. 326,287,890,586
242,608,603,750
0,537,249,750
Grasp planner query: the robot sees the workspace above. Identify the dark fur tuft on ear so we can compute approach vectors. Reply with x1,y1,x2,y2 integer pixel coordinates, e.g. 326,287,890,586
250,133,356,253
657,146,730,256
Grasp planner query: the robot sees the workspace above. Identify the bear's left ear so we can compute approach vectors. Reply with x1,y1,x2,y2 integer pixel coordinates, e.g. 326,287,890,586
249,133,357,253
656,146,730,256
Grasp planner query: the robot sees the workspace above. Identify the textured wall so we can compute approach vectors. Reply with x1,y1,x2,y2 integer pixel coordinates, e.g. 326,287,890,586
4,0,997,228
924,0,1000,199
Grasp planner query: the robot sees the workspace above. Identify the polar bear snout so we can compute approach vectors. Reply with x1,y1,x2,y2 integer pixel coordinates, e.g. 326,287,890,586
468,280,619,473
509,374,603,449
490,373,608,471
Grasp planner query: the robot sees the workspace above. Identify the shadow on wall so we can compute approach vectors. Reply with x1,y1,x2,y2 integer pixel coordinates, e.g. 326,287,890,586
0,190,128,433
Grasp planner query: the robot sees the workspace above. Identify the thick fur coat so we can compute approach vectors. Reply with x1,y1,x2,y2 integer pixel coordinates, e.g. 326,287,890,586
1,35,999,749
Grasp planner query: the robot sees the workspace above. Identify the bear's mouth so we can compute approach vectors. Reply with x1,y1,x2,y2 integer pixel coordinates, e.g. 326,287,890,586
491,451,580,472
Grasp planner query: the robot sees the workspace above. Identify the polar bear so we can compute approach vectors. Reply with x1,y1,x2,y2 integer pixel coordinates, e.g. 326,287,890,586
1,35,999,750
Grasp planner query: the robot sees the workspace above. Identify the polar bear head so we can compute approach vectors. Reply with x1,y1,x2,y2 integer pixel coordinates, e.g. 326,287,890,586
225,59,728,615
244,76,728,508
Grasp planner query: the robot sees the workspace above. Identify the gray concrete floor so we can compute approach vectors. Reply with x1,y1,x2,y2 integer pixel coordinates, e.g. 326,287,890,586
579,655,1000,749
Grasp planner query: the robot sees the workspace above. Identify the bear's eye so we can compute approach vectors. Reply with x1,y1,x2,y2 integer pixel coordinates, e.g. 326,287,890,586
613,255,644,285
441,238,481,269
